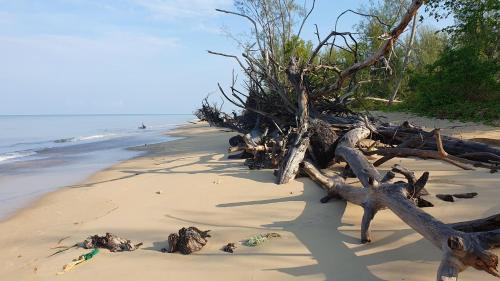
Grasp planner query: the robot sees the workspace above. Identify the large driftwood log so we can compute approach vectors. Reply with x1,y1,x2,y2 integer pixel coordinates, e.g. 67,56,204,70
373,128,437,166
302,161,500,280
366,147,474,170
377,125,500,160
368,129,499,171
334,124,382,188
450,214,500,233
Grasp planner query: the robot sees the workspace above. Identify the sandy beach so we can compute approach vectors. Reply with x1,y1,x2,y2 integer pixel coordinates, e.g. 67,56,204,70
1,113,499,281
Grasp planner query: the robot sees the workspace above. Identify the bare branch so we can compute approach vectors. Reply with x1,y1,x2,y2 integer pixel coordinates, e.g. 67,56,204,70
297,0,316,38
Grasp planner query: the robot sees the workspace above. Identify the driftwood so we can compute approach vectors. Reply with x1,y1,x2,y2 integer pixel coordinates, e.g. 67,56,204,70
276,58,310,184
436,192,478,202
334,124,382,188
377,125,500,161
302,161,500,280
202,0,500,279
166,227,211,255
216,118,499,279
436,194,455,202
222,243,237,253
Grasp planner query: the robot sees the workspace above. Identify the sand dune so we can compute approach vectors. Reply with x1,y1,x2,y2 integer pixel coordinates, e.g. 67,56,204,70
0,119,498,281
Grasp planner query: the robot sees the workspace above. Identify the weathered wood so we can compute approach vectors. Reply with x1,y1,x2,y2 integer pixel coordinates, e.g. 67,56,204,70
243,125,267,147
277,57,310,184
228,144,271,153
303,159,500,280
335,125,382,187
302,160,382,242
376,125,500,159
167,227,211,255
391,164,429,196
449,214,500,232
277,136,310,184
374,129,437,167
366,147,474,170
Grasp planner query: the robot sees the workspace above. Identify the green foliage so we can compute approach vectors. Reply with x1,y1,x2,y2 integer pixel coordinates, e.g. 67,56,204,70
402,46,500,122
412,26,447,71
359,0,500,124
283,35,314,65
425,0,499,58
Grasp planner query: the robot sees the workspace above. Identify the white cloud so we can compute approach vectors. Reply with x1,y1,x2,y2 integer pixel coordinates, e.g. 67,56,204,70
132,0,232,20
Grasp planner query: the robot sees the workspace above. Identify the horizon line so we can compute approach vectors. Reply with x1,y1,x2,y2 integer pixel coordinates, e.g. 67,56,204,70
0,113,194,117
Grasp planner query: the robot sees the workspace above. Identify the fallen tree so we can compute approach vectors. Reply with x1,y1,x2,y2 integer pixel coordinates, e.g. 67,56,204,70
199,0,500,279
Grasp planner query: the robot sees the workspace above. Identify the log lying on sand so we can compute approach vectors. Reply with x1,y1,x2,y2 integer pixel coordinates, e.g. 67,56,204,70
368,128,499,171
334,123,382,188
376,125,500,161
299,120,500,280
302,160,500,280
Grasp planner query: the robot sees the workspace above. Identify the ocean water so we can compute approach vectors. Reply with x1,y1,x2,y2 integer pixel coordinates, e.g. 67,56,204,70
0,114,193,220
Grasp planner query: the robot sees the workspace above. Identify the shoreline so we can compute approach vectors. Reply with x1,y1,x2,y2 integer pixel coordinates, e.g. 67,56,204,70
3,111,497,224
0,122,192,223
0,115,498,281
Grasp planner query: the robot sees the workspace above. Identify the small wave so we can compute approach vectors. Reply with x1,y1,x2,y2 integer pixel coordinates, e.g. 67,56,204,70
5,140,51,148
76,133,117,141
54,133,118,144
0,150,37,163
54,137,75,143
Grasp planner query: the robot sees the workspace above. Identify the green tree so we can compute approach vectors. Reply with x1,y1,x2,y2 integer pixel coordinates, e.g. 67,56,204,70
411,26,447,71
402,0,500,123
426,0,499,58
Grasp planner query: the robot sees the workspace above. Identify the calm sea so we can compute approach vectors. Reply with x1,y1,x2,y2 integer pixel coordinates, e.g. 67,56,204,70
0,114,193,220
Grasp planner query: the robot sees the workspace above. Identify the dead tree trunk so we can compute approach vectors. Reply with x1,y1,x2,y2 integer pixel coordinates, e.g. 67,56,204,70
277,58,310,184
302,161,500,280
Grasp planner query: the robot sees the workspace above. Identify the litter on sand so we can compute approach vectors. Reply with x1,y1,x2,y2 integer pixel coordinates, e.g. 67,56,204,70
48,233,142,257
57,248,99,274
242,233,281,247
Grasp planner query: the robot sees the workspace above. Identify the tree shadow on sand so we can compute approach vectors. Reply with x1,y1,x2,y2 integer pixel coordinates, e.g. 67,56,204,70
67,136,441,280
215,178,440,281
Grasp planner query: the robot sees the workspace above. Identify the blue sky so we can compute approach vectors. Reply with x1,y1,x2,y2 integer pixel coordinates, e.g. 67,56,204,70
0,0,451,114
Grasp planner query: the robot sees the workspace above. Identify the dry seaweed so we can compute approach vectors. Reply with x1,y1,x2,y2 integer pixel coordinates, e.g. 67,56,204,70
82,233,143,252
